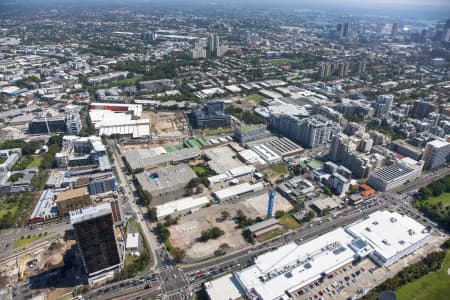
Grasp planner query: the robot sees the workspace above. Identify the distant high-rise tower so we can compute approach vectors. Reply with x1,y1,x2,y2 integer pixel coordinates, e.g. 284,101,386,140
391,23,399,39
70,203,122,282
337,24,343,38
214,34,220,53
342,23,350,38
207,33,216,55
375,95,394,118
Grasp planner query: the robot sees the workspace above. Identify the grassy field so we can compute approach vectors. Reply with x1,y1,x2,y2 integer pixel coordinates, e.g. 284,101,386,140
0,205,18,219
279,214,301,230
397,250,450,300
265,58,292,66
125,253,139,267
0,192,37,229
13,233,48,248
267,163,288,175
12,155,33,170
256,228,287,242
111,77,139,86
245,93,265,104
202,127,233,135
192,166,209,177
416,193,450,207
27,156,43,168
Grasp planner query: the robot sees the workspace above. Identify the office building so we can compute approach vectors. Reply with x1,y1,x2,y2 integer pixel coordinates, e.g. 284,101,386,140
66,111,82,135
138,79,174,92
375,95,394,118
55,136,111,172
70,203,122,282
88,174,118,195
342,22,350,38
391,23,399,38
192,101,232,129
56,187,92,216
28,114,67,134
422,139,450,170
367,158,423,192
234,125,269,143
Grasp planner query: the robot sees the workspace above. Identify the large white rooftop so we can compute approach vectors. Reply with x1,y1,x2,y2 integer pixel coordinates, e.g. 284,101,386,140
213,182,264,201
346,210,431,265
236,228,356,299
156,196,209,218
89,110,150,138
205,274,244,300
70,203,112,225
126,233,139,250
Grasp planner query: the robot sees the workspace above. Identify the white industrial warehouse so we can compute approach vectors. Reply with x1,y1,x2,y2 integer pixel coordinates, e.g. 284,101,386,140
205,210,432,300
89,103,150,138
212,182,264,201
155,196,210,219
346,210,431,267
236,228,355,300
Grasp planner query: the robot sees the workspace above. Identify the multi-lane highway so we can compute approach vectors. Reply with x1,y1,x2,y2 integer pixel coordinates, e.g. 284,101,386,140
88,153,450,300
89,164,450,299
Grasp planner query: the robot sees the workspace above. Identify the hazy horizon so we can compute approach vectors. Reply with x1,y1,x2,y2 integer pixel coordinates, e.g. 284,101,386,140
1,0,449,18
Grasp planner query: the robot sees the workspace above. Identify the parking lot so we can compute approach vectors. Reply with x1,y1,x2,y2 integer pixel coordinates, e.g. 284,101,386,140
292,234,446,300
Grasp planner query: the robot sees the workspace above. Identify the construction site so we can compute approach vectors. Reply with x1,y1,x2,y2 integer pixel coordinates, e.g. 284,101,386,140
168,193,293,261
0,235,83,300
142,110,190,144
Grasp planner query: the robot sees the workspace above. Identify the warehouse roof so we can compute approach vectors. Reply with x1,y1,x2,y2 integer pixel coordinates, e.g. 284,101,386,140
213,182,264,200
247,218,279,233
236,228,356,300
126,233,139,250
346,211,431,265
135,163,197,193
204,274,244,300
125,147,200,170
156,196,209,218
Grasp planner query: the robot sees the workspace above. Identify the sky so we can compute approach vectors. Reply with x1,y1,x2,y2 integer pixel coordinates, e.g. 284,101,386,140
2,0,450,18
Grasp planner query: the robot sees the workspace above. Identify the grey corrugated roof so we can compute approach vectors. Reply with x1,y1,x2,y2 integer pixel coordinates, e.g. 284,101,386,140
247,218,280,233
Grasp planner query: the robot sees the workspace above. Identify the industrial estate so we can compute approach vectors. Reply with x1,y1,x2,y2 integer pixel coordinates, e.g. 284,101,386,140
0,1,449,300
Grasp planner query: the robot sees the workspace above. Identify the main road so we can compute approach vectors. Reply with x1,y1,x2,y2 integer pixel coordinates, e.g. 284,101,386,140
97,160,449,299
108,140,159,271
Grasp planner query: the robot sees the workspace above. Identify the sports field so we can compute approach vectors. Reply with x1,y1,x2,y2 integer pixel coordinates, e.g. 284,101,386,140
397,250,450,300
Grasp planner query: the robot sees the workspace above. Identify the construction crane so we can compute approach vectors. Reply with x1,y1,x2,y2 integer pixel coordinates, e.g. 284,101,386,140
18,239,29,281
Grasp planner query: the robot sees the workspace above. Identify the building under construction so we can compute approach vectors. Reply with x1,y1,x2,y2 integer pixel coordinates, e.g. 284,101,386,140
70,203,122,284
